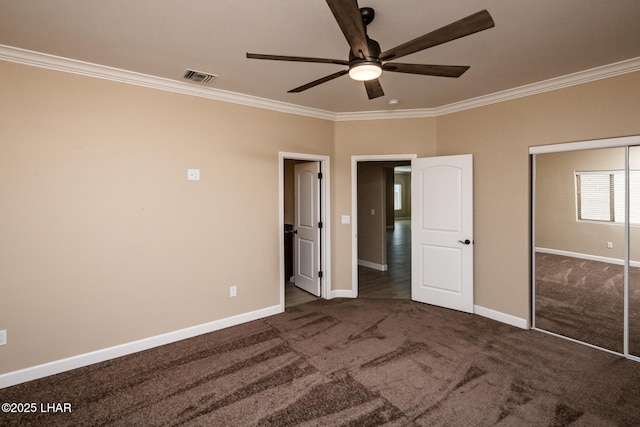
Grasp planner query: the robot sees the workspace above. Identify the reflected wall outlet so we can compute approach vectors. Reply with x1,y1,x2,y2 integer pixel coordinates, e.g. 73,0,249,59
230,286,237,297
0,330,6,346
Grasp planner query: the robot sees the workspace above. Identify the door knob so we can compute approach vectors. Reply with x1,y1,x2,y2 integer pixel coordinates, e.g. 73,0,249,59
458,239,471,245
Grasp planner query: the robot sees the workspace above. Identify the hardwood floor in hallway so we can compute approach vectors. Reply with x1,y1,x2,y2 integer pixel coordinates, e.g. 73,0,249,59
286,218,411,308
285,281,318,308
358,218,411,300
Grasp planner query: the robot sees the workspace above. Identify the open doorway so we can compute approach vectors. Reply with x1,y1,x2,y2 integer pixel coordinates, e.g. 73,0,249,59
354,157,414,299
280,153,331,310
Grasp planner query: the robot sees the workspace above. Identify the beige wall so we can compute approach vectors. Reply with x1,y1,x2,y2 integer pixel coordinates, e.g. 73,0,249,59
2,57,640,377
283,159,310,225
436,71,640,320
535,147,640,261
357,162,387,266
332,119,438,292
0,61,334,374
536,148,622,258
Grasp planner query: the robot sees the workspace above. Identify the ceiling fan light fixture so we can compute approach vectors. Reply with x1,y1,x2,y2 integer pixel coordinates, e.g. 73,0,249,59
348,62,382,81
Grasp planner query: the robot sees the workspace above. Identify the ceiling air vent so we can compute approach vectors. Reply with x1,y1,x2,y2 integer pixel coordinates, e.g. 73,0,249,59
182,69,217,85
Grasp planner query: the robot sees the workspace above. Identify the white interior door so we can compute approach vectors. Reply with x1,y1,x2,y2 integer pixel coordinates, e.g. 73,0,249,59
411,154,474,313
294,162,321,297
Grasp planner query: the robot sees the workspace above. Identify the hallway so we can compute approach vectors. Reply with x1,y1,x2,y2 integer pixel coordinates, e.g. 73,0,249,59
358,218,411,299
286,218,411,308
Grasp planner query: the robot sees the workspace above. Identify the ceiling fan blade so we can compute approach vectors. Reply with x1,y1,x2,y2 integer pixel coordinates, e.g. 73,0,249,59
326,0,370,58
364,79,384,99
247,53,349,66
382,63,470,78
380,10,494,61
288,70,349,93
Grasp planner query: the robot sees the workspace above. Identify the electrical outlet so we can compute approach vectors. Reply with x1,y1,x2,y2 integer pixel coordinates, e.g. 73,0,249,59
607,241,613,249
230,286,237,297
0,330,6,346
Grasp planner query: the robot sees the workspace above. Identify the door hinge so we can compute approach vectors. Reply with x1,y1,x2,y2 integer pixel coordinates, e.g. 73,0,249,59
318,221,323,229
318,172,323,179
318,271,323,278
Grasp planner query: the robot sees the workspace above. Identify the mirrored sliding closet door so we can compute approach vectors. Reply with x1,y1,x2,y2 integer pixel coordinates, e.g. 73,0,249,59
533,138,640,361
629,146,640,357
534,147,626,353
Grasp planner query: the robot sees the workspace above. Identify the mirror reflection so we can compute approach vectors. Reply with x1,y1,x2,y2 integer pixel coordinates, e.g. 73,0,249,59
535,147,625,353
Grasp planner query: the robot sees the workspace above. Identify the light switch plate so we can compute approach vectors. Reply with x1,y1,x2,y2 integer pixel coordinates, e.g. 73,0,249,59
187,169,200,181
341,215,351,224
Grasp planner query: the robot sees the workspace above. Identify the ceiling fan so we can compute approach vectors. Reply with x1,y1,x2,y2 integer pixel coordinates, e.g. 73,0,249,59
247,0,495,100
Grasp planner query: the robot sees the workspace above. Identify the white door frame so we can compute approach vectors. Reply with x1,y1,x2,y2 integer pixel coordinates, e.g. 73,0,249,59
279,152,331,311
350,154,417,296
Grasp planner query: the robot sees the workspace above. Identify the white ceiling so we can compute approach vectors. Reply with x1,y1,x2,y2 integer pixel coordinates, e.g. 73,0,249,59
1,0,640,113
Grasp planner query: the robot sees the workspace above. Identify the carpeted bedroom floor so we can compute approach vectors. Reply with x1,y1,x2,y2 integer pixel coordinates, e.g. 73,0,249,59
535,252,640,354
2,298,640,426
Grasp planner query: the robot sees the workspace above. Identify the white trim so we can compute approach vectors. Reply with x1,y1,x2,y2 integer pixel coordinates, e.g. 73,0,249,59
536,247,640,268
2,44,639,122
329,289,357,299
474,305,528,329
532,327,623,357
531,135,640,361
351,154,417,297
331,57,640,120
529,135,640,154
0,45,335,121
0,304,281,389
358,259,388,271
279,152,331,309
336,108,438,121
434,57,640,117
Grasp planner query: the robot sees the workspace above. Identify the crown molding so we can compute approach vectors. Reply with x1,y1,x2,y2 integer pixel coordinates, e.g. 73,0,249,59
335,56,640,121
0,44,336,121
432,56,640,116
1,44,639,122
334,108,438,121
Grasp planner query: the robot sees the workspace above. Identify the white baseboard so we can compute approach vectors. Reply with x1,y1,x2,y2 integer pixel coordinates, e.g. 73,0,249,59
474,304,528,329
0,300,528,389
329,289,357,299
535,247,640,267
331,292,528,330
0,304,282,389
358,259,388,271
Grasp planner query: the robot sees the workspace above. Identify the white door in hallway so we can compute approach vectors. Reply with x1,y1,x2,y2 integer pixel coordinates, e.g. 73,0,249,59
294,162,321,297
411,154,474,313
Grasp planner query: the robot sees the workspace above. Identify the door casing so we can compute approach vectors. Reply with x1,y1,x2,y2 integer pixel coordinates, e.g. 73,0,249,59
350,154,417,297
293,161,322,296
279,152,331,311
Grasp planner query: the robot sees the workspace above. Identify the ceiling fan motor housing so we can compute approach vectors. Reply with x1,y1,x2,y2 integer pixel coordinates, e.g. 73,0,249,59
348,36,381,68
